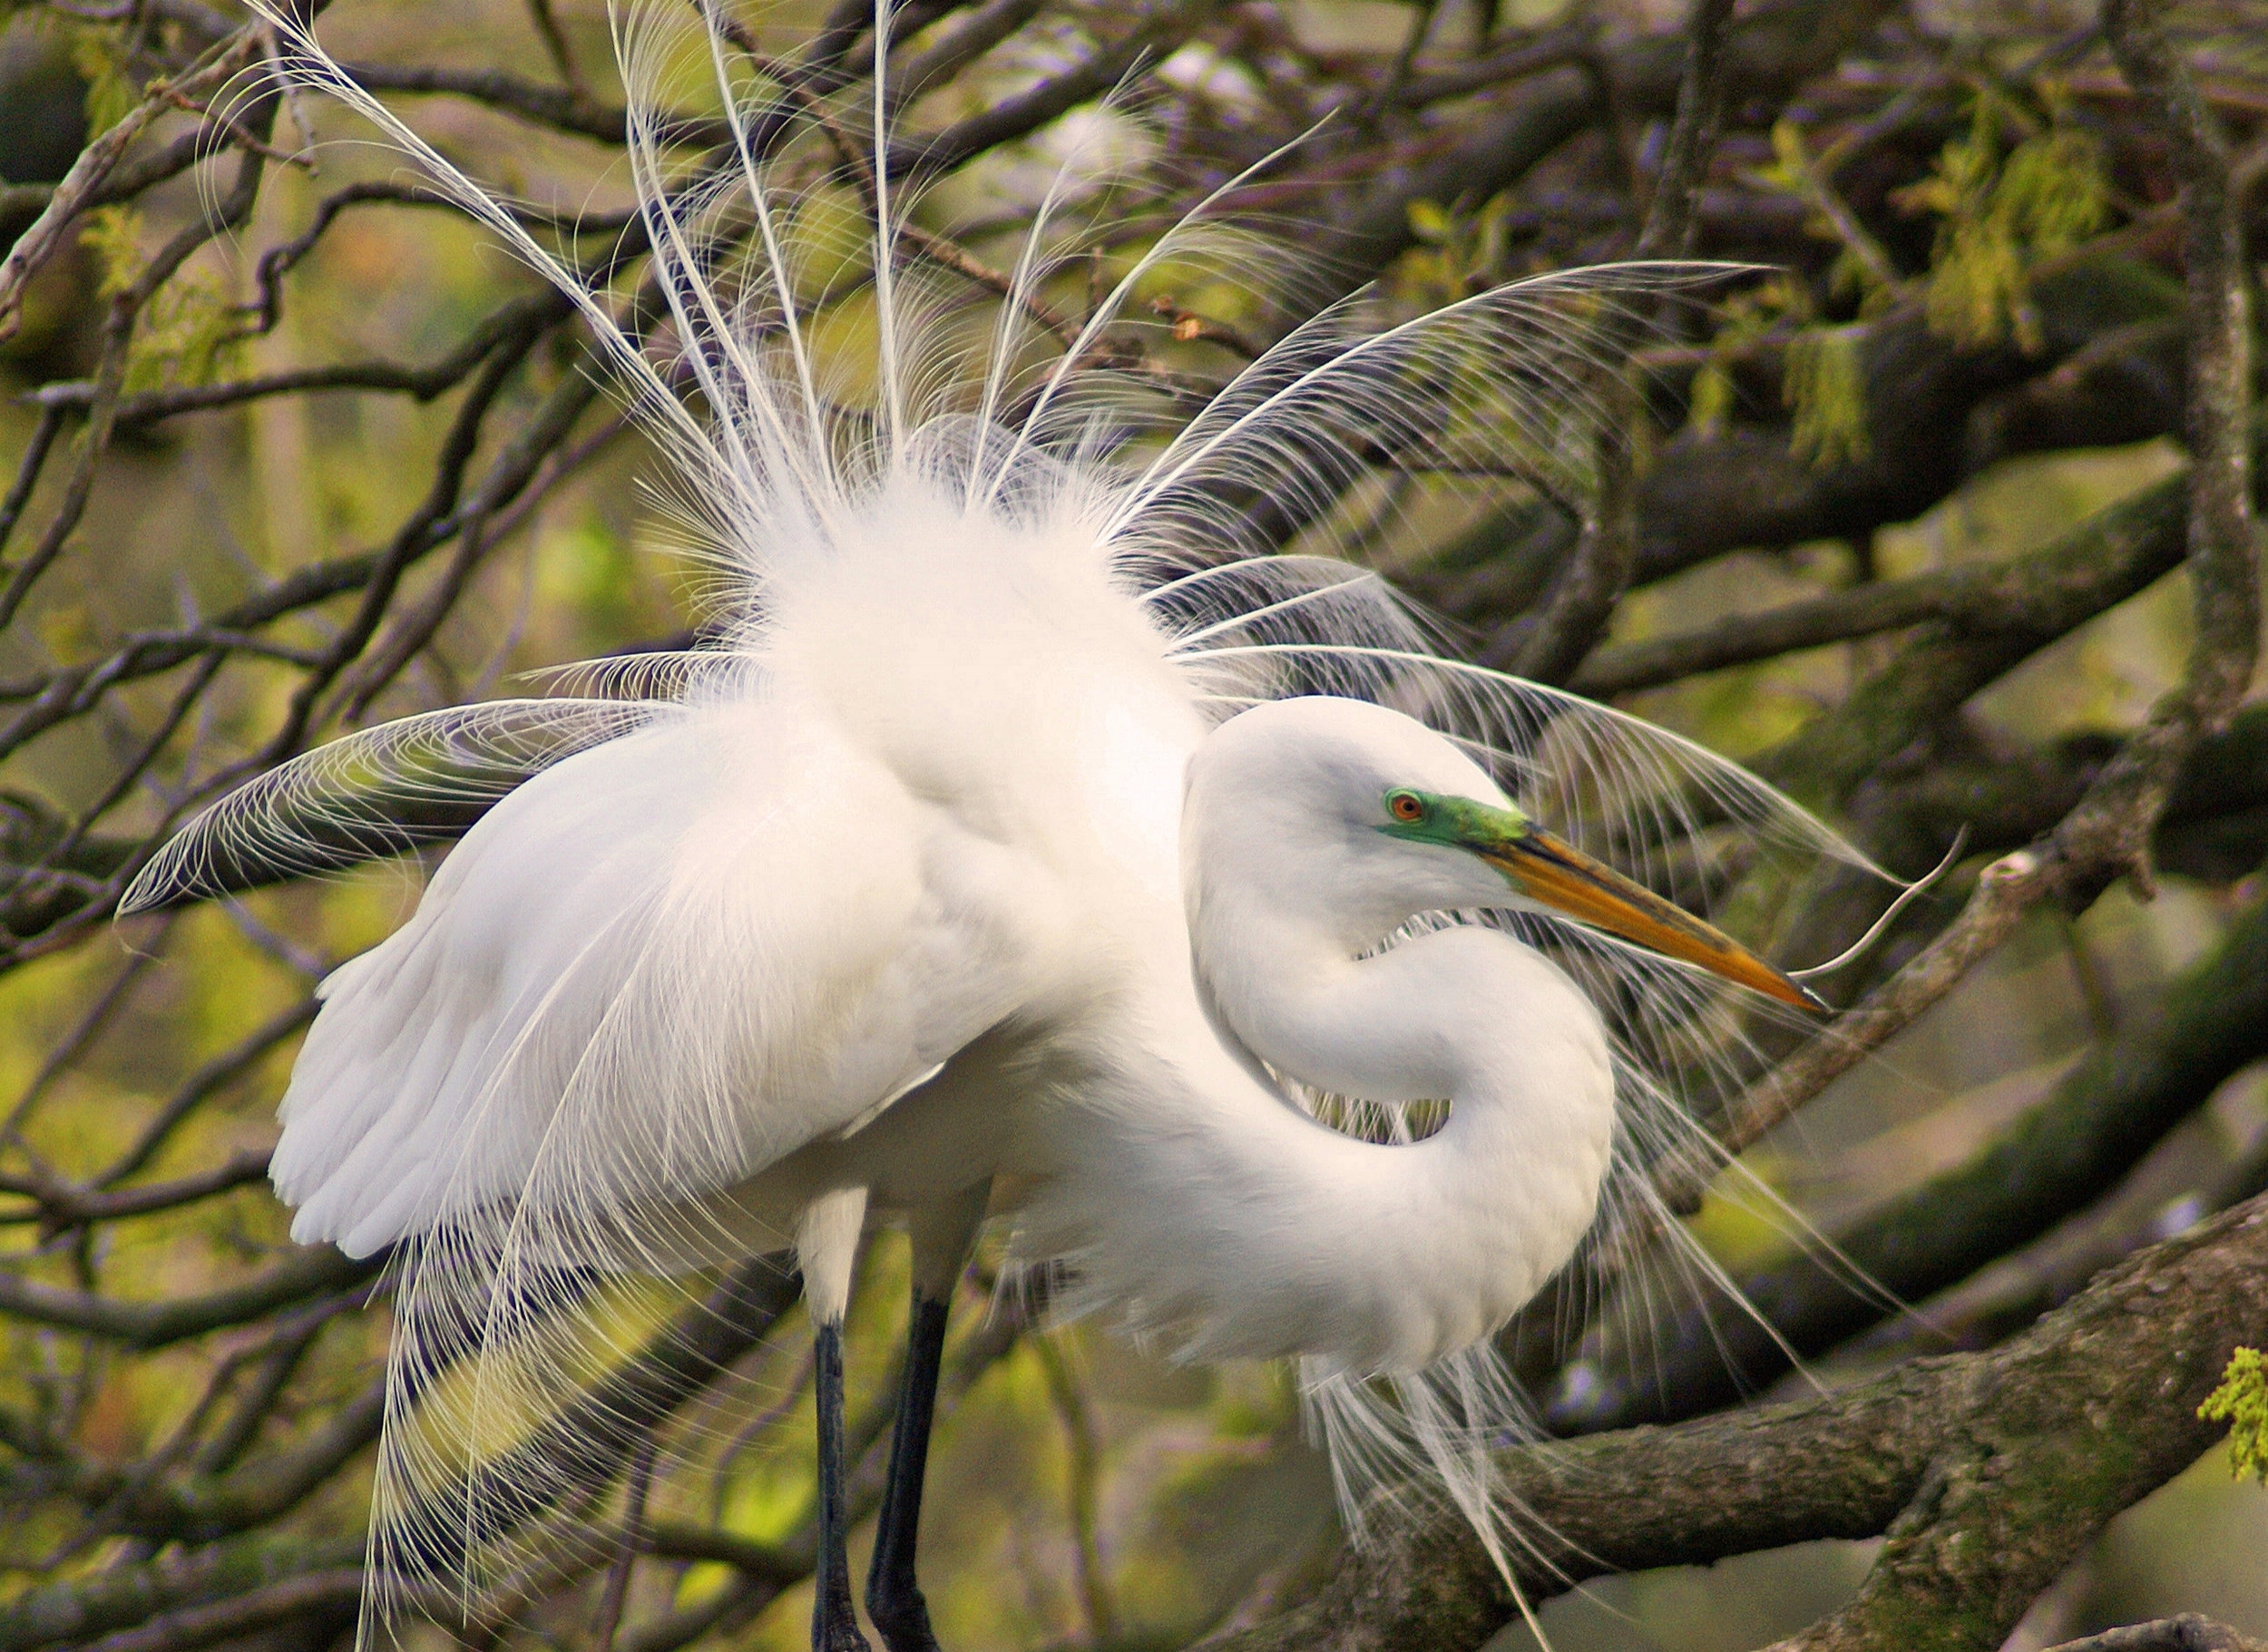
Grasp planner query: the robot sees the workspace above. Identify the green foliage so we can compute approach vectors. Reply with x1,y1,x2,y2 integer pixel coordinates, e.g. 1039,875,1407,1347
1398,193,1515,307
1898,89,2108,353
1754,119,1896,317
1783,322,1871,469
78,205,242,393
2197,1346,2268,1485
76,202,141,299
66,23,135,137
1689,278,1871,469
1381,192,1609,496
1686,279,1787,439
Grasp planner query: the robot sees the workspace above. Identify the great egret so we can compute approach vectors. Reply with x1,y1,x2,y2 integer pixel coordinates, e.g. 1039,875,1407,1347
125,5,1882,1648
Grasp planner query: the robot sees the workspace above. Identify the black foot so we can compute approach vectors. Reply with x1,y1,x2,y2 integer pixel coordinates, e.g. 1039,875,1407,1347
868,1587,942,1652
814,1606,874,1652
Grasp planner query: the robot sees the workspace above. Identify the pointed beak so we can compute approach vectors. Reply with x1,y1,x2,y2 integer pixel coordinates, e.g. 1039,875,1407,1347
1464,817,1826,1014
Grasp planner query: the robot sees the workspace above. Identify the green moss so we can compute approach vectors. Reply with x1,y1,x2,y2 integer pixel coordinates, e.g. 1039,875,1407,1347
1686,276,1872,472
1686,279,1797,442
1396,193,1517,307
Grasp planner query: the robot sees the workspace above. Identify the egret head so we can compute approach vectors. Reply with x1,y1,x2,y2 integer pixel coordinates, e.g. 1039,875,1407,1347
1186,696,1822,1012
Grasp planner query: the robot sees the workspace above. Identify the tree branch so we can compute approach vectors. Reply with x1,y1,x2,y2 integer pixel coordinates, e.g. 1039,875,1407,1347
0,1246,378,1349
1211,1189,2268,1652
2048,1618,2268,1652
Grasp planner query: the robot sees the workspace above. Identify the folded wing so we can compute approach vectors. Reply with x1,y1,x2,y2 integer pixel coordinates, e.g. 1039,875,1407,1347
271,695,1038,1258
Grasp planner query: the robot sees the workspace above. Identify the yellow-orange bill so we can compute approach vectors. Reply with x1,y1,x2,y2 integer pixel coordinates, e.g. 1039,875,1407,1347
1479,830,1826,1014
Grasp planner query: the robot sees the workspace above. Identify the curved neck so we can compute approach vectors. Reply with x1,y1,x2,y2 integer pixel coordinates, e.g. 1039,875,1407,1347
1050,899,1619,1374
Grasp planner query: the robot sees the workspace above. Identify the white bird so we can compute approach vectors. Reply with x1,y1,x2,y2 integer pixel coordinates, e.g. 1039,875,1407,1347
126,6,1881,1649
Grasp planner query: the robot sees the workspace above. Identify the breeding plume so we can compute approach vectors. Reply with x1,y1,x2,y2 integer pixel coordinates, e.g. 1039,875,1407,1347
128,5,1886,1648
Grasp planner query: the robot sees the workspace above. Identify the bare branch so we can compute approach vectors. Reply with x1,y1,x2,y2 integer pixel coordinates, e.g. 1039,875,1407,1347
0,1246,377,1349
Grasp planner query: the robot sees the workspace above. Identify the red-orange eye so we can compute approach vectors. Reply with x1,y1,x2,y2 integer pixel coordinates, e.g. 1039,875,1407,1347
1388,792,1424,822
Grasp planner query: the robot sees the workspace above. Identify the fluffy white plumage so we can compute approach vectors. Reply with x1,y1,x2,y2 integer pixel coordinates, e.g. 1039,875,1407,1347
123,0,1896,1635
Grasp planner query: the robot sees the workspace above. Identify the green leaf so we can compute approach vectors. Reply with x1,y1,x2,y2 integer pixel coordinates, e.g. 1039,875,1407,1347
2199,1346,2268,1485
1897,90,2108,353
1405,199,1452,243
68,24,137,137
1784,323,1871,469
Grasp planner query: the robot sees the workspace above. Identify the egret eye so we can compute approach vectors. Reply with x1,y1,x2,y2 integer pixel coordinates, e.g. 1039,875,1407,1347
1387,791,1425,823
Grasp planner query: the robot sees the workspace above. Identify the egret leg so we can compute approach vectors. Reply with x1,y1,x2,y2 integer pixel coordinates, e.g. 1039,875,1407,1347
798,1189,873,1652
866,1182,987,1652
812,1318,871,1652
864,1289,950,1652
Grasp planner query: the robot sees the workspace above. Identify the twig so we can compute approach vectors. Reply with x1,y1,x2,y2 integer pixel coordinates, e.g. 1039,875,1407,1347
335,63,666,147
887,0,1218,179
71,1570,366,1652
0,1246,378,1349
1035,1338,1119,1645
97,1001,317,1187
0,1151,275,1234
901,221,1080,348
337,376,616,721
1502,0,1735,686
1772,119,1902,292
892,0,1048,104
0,407,64,564
1390,24,1593,111
1634,0,1734,261
526,0,582,91
591,1435,657,1652
0,30,260,338
1,948,159,1141
1360,0,1442,123
1147,295,1265,360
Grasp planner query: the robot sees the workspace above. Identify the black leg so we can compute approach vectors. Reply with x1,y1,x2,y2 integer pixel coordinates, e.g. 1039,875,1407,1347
865,1290,951,1652
812,1320,871,1652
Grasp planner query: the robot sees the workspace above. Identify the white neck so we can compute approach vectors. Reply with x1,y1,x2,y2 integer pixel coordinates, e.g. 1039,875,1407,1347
1028,897,1618,1377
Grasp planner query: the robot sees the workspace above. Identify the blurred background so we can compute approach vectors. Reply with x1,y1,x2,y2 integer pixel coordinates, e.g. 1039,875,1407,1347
2,0,2264,1647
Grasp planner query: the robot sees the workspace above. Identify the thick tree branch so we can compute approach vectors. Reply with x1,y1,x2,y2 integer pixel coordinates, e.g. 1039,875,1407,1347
1313,0,1899,285
2062,0,2262,904
0,1536,365,1652
1412,253,2188,636
1209,1190,2268,1652
1750,469,2194,807
1570,407,2253,698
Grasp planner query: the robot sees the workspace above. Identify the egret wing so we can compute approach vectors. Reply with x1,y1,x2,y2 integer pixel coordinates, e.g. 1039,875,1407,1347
119,699,660,912
272,696,1036,1258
